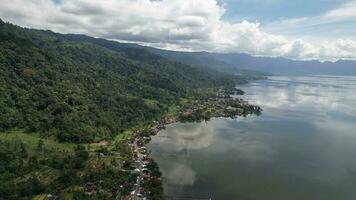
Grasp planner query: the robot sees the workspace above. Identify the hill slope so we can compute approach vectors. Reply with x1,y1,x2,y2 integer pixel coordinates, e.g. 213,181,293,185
0,19,242,143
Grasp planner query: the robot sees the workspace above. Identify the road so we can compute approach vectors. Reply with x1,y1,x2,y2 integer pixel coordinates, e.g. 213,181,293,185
128,137,147,200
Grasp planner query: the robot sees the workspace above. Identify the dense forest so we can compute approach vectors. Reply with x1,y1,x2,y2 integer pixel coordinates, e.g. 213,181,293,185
0,19,252,199
0,19,244,143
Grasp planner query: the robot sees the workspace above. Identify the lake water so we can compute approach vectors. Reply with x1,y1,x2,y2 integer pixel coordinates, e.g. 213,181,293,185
147,76,356,200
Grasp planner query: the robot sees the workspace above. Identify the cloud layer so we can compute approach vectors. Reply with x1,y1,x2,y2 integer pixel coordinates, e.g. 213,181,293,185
1,0,356,60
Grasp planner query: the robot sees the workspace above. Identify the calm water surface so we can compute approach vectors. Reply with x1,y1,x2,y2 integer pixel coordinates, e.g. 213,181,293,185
147,76,356,200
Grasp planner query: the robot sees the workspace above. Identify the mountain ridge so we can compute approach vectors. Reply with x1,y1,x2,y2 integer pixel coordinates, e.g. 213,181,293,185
141,48,356,76
0,19,244,143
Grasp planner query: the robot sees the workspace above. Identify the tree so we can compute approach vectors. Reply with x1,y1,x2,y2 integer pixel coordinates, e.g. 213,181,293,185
35,139,44,155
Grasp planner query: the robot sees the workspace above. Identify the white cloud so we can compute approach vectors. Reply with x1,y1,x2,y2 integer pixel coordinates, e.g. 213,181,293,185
262,0,356,31
268,1,356,31
324,1,356,22
1,0,356,60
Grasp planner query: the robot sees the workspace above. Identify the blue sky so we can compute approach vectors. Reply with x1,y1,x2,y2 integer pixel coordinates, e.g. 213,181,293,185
221,0,356,39
1,0,356,60
221,0,349,22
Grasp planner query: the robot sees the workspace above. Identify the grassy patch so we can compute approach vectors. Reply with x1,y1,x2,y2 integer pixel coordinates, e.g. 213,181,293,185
113,129,133,144
166,105,179,117
32,194,47,200
0,129,75,152
179,98,190,105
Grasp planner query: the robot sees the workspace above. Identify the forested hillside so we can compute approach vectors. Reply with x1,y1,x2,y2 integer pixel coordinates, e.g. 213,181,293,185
0,19,241,143
0,19,253,200
53,34,267,77
141,47,269,77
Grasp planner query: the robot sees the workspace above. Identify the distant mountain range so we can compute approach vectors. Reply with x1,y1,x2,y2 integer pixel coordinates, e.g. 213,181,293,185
140,48,356,76
207,53,356,75
104,41,356,76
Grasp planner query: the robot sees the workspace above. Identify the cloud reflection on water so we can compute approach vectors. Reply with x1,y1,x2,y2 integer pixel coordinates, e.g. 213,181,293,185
162,162,196,186
150,122,215,152
148,75,356,200
241,76,356,118
149,122,215,187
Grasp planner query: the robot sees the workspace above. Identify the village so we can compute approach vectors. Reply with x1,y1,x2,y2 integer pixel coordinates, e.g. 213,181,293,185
123,87,262,200
73,88,262,200
178,88,262,122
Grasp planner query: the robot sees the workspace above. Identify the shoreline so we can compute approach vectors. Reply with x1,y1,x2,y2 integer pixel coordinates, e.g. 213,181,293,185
124,87,262,199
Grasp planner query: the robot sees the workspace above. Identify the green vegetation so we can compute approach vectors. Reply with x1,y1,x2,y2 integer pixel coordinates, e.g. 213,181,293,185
0,19,259,199
0,133,136,200
177,88,261,122
0,19,241,143
0,129,74,151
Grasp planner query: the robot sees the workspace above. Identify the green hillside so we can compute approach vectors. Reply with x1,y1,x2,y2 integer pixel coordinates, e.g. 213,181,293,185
0,19,242,143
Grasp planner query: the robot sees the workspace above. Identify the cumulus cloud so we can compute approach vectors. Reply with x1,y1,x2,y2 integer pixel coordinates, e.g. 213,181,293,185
1,0,356,60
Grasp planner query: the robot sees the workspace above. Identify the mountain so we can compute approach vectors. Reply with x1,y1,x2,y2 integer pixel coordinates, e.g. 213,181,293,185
207,53,356,75
0,20,245,143
132,47,356,76
146,49,270,77
56,34,267,78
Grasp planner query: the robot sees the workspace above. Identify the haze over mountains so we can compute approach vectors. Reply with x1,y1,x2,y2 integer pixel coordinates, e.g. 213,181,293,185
138,47,356,76
74,33,356,76
2,17,356,77
66,36,356,76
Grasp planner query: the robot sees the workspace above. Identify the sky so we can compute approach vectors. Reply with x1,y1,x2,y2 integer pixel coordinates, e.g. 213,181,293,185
1,0,356,61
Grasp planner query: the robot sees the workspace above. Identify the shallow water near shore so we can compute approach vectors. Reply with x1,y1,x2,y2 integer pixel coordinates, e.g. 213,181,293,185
147,76,356,200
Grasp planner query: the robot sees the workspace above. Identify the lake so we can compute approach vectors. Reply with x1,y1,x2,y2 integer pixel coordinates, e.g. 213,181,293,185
147,76,356,200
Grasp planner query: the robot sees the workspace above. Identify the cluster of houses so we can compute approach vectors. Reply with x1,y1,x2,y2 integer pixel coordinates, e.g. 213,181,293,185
123,116,183,200
125,121,170,200
121,88,261,199
126,137,149,199
38,88,260,200
178,92,262,121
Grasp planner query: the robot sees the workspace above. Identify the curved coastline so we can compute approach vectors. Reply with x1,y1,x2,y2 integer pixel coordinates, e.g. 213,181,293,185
125,87,262,199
